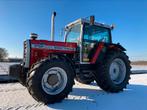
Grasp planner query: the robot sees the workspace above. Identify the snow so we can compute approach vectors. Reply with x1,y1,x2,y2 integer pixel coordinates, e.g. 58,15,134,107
131,65,147,74
0,62,147,110
0,62,18,82
0,62,18,75
48,76,147,110
131,65,147,70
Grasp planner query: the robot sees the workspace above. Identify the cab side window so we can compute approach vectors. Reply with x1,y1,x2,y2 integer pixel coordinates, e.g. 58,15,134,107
82,24,111,62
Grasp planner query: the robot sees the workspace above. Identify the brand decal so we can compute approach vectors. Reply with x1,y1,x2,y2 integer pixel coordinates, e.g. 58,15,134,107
31,44,76,51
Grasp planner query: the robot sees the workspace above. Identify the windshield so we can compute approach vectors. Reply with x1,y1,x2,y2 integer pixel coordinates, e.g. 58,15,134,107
83,24,111,43
65,23,81,43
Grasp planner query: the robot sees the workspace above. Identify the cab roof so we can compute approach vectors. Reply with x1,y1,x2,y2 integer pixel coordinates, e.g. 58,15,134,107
65,18,113,29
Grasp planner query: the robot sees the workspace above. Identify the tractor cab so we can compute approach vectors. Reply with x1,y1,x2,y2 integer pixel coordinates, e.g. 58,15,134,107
64,18,113,63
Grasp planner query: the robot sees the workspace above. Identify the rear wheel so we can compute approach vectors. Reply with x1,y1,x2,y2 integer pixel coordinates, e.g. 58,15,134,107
27,59,75,104
94,51,131,92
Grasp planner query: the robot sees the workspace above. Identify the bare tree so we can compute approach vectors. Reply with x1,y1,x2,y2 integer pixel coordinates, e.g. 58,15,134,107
0,48,8,60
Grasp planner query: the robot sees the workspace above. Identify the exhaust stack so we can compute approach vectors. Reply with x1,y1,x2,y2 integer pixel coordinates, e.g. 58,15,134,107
51,12,56,41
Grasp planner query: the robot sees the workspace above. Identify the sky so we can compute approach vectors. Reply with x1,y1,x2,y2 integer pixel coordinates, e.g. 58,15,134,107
0,0,147,61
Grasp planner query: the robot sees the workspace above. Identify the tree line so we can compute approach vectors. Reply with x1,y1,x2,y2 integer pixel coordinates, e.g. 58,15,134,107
0,48,8,60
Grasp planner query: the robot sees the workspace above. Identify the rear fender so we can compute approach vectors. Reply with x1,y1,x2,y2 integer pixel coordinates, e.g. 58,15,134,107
91,43,126,64
97,43,126,63
107,43,126,51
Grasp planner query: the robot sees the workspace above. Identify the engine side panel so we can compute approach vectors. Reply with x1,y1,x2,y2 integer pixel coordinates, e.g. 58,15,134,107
28,40,77,67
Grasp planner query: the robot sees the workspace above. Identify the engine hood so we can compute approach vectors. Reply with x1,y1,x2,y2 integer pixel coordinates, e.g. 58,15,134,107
30,40,77,53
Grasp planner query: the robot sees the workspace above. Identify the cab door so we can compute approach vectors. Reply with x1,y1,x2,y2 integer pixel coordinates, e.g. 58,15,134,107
82,24,111,63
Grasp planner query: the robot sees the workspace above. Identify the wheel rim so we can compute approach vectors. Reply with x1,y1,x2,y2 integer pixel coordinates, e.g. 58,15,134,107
109,58,126,84
41,67,67,95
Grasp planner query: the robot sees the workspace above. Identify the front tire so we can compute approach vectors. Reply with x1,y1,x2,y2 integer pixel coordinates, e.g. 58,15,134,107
27,59,75,104
94,51,131,92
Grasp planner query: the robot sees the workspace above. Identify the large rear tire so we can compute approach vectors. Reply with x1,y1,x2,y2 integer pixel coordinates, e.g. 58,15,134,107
94,50,131,92
27,59,75,104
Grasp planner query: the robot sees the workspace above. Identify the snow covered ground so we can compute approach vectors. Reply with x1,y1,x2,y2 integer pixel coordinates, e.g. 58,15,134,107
0,62,18,75
132,65,147,70
0,62,147,110
131,65,147,74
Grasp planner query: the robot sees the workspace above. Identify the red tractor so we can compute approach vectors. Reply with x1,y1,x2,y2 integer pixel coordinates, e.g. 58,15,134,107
9,12,131,104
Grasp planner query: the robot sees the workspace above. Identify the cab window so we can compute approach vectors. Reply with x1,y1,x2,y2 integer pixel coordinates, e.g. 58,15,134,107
82,24,111,62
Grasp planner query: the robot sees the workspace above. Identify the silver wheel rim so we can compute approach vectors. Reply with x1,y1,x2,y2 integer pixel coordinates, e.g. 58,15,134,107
41,67,67,95
109,58,126,84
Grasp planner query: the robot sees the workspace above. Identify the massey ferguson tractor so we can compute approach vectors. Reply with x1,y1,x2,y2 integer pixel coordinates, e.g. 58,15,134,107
9,12,131,104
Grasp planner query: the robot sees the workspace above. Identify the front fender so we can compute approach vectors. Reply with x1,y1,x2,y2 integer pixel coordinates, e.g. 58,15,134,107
49,53,76,72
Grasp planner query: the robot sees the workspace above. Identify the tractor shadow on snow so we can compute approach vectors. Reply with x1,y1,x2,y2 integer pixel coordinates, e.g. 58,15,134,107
48,83,147,110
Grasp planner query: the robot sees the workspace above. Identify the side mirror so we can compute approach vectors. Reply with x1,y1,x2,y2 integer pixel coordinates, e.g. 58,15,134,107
90,16,95,25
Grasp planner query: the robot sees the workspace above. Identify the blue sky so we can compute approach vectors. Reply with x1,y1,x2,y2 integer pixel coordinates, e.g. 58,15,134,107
0,0,147,61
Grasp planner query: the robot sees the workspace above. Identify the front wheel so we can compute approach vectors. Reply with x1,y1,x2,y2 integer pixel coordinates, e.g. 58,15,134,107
27,59,75,104
94,51,131,93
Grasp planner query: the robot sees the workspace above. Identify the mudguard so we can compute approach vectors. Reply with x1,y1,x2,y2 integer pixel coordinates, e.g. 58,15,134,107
91,42,126,64
106,43,126,51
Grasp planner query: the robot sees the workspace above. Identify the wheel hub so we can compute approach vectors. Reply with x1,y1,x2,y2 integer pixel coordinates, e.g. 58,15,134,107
109,58,126,84
47,74,59,86
110,62,120,80
41,67,67,95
